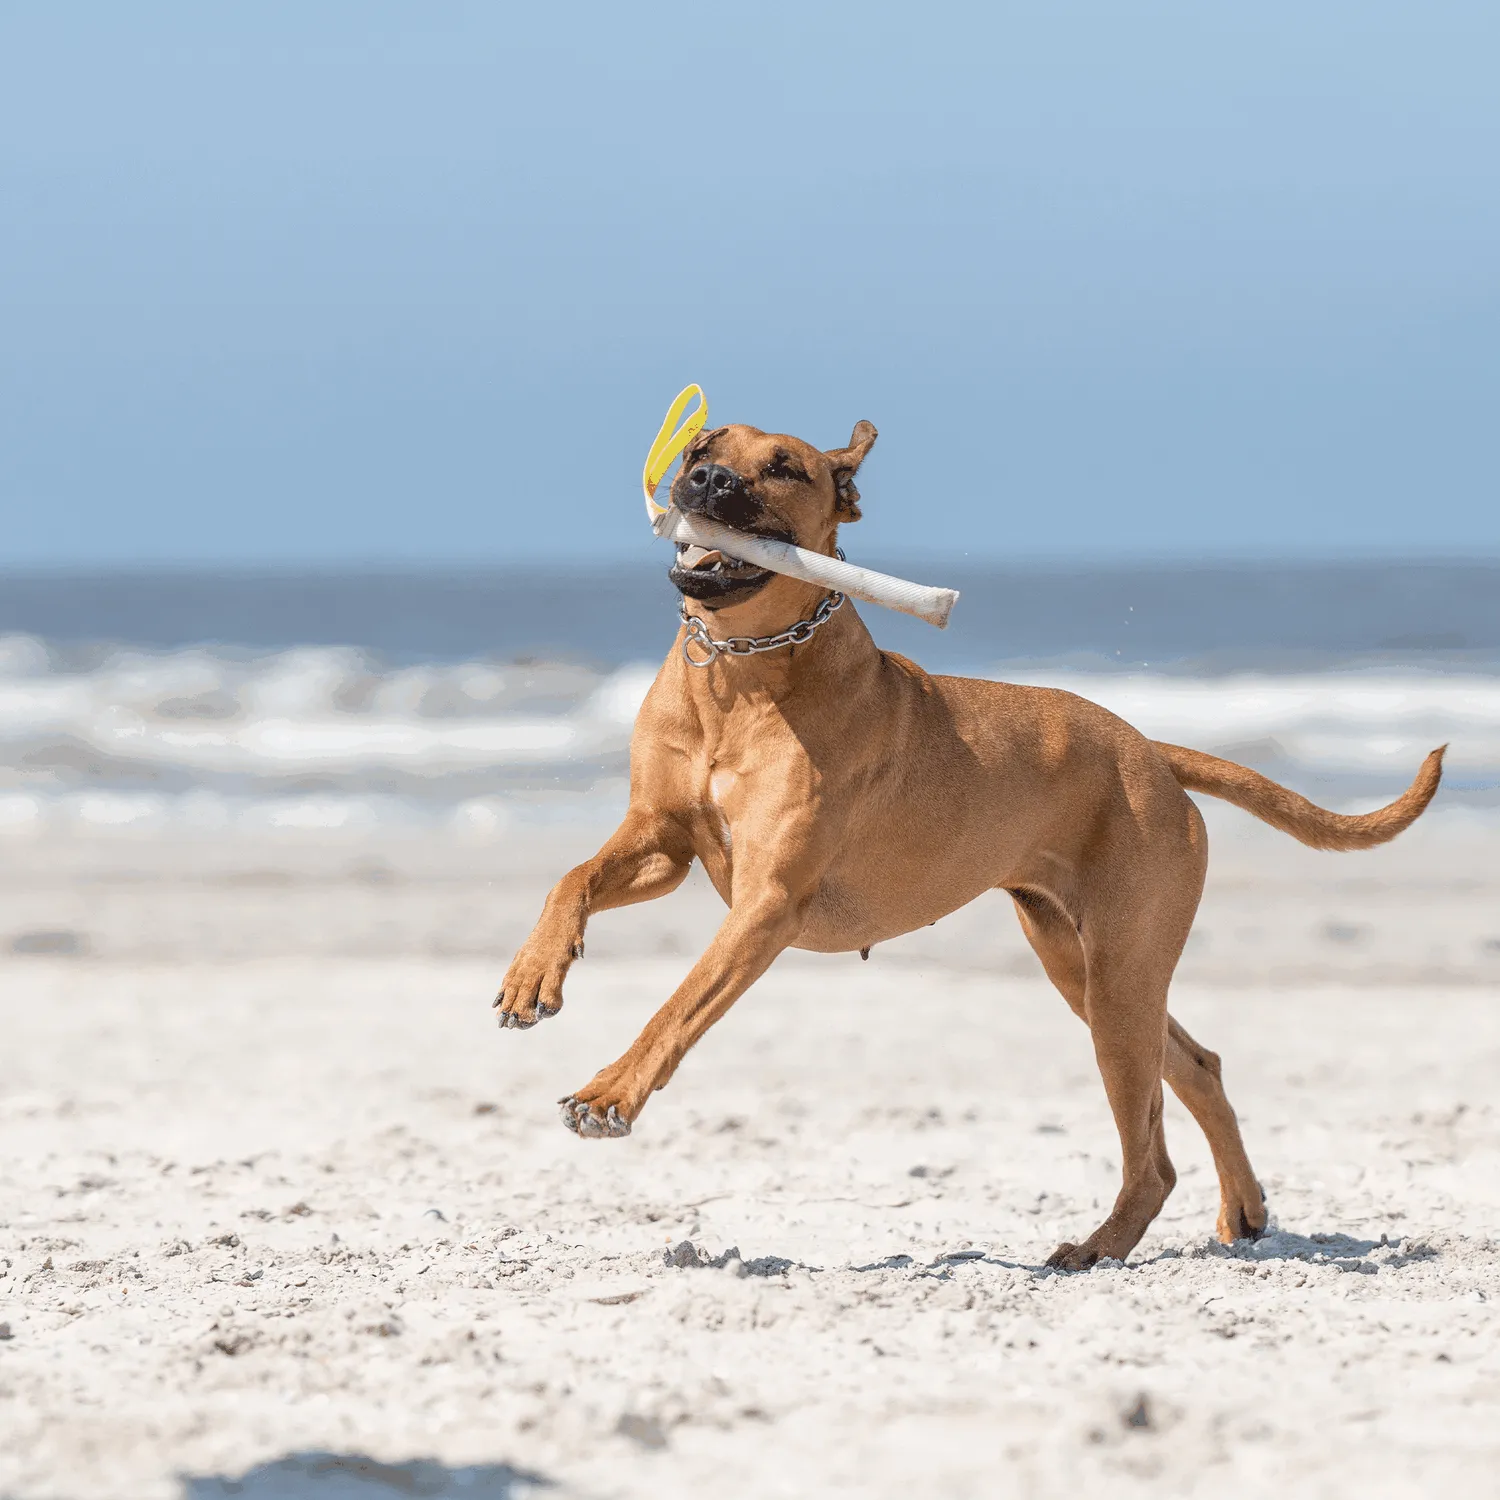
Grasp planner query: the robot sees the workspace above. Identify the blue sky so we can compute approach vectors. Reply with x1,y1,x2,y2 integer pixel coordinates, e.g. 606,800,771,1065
2,2,1496,566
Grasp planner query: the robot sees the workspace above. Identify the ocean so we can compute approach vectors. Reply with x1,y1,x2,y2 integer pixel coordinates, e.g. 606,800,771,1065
2,559,1497,837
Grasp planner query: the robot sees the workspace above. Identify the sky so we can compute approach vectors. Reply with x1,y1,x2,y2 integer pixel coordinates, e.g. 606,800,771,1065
1,2,1497,568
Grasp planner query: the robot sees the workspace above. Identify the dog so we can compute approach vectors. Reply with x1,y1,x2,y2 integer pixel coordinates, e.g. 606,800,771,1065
494,418,1443,1269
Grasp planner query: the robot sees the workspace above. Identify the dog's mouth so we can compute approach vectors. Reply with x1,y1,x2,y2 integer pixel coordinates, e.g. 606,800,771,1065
669,534,791,605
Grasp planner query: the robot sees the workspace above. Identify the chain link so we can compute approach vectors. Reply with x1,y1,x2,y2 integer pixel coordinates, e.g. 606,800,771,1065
680,590,845,667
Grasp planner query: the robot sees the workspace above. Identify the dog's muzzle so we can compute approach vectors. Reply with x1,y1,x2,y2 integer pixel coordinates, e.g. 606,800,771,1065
678,463,763,532
668,462,783,605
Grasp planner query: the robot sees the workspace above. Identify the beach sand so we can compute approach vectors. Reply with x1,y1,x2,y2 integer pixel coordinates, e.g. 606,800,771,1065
2,807,1498,1498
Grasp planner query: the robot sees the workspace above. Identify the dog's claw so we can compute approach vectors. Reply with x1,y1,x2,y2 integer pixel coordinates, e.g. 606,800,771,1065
498,994,561,1030
572,940,585,960
557,1096,631,1139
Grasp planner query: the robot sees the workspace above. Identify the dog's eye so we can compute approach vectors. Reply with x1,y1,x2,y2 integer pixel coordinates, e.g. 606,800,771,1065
762,455,807,483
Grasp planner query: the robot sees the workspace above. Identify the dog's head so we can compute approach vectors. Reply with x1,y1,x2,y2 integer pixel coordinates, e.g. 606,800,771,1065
667,420,877,607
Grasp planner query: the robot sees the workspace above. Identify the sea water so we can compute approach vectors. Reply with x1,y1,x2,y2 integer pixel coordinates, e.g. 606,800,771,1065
1,562,1497,837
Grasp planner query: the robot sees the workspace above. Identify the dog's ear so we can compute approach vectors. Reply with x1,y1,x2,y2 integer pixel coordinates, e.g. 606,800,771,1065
824,421,877,520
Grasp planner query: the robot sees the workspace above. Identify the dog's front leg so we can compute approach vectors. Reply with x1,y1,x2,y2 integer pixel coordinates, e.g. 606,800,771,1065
494,807,692,1029
559,876,809,1138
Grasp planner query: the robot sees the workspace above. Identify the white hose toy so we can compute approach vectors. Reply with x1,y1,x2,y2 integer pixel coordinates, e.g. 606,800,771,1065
643,385,959,630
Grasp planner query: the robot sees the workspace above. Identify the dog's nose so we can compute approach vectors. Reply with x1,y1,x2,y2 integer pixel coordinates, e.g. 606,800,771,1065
680,463,743,513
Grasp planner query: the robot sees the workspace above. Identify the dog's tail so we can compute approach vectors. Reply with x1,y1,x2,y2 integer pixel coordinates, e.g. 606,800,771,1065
1153,742,1445,851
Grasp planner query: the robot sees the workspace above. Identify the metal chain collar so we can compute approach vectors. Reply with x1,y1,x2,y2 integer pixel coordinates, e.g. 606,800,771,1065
679,590,845,668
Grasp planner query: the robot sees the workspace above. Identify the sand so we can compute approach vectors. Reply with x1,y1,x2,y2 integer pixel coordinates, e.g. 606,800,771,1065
2,808,1499,1499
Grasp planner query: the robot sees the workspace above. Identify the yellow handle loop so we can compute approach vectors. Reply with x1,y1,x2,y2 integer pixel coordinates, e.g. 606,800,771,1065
642,384,707,527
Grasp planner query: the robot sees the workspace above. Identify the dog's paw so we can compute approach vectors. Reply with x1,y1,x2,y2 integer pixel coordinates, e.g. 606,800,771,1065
1216,1183,1269,1245
493,940,582,1029
1045,1241,1099,1273
559,1096,631,1138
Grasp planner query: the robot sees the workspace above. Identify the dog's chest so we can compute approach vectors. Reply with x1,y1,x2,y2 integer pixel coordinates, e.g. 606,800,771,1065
705,769,734,851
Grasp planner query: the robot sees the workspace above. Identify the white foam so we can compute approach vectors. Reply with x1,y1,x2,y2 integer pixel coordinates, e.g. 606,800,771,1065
0,634,50,676
0,647,649,779
0,793,45,831
583,665,657,727
1,643,1495,836
996,670,1500,777
70,792,170,829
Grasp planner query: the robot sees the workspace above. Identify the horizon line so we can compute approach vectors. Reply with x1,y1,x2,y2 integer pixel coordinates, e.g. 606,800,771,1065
6,549,1500,579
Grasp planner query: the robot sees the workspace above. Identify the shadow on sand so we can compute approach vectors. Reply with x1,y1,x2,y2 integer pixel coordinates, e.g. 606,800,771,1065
182,1453,552,1500
1222,1227,1436,1269
847,1229,1439,1277
1131,1227,1437,1272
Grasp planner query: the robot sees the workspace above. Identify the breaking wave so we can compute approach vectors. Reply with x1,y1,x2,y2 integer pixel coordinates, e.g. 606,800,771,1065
0,632,1494,836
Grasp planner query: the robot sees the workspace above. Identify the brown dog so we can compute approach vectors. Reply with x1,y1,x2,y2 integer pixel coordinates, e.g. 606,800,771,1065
495,419,1443,1269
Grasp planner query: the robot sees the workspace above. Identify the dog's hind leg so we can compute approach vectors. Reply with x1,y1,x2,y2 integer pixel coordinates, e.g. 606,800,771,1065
1014,890,1266,1252
1048,921,1180,1272
1011,823,1205,1271
1164,1017,1267,1243
495,808,693,1029
1014,888,1176,1242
